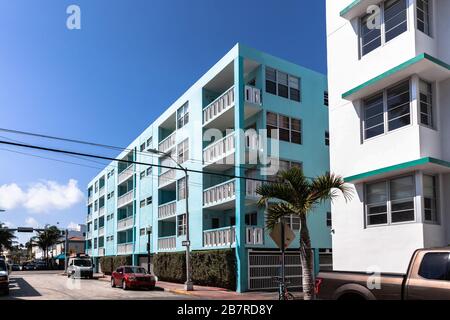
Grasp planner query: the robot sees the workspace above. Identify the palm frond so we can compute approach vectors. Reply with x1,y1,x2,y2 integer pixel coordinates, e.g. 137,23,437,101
264,202,297,231
256,181,295,207
309,173,353,204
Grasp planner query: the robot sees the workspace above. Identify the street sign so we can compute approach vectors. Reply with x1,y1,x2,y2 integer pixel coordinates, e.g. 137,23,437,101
17,227,34,233
270,222,295,249
182,240,191,247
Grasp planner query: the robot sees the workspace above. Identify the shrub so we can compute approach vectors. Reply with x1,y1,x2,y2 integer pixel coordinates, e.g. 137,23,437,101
99,255,132,275
154,249,236,290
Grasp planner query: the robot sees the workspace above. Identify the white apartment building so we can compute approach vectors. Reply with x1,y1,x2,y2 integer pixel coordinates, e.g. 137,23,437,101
326,0,450,273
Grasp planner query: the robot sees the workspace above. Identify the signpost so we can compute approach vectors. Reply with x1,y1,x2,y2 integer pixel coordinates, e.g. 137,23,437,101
270,221,296,288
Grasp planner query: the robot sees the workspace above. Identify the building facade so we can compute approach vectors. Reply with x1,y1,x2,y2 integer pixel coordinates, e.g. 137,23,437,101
326,0,450,273
86,44,331,292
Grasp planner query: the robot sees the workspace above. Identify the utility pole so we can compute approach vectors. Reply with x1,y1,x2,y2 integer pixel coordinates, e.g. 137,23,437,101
64,229,69,273
281,220,286,287
146,225,152,274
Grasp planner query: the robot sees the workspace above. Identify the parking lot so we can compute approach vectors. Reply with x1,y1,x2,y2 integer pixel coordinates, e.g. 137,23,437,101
1,270,195,300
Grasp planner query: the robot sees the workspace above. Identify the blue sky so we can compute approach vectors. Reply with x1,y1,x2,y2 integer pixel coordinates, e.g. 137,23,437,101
0,0,327,244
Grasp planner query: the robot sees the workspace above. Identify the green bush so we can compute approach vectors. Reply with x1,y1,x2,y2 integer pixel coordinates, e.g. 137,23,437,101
99,255,132,275
154,249,236,290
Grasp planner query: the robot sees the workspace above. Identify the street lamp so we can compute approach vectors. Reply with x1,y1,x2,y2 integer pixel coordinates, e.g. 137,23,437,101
147,148,193,291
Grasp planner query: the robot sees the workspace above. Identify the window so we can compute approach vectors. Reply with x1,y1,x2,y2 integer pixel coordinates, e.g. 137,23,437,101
177,177,186,200
140,200,145,208
417,0,431,36
140,228,146,236
418,253,450,281
146,196,152,205
360,0,407,57
419,80,433,127
177,214,187,236
365,175,415,226
269,159,303,181
140,171,145,180
423,175,438,223
99,237,104,248
266,112,302,144
146,167,152,176
140,143,145,152
94,181,98,193
325,131,330,146
146,137,153,148
283,215,300,231
87,205,92,215
363,80,411,140
326,212,332,227
94,238,98,249
245,212,258,226
177,139,189,164
324,91,329,106
177,102,189,129
94,200,98,212
94,219,98,230
265,67,301,101
110,191,114,198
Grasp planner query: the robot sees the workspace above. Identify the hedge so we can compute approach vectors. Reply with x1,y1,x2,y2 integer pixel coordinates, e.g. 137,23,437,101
99,255,132,275
153,249,236,290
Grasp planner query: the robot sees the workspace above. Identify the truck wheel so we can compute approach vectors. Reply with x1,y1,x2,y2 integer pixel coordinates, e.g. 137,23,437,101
111,278,116,288
122,280,128,290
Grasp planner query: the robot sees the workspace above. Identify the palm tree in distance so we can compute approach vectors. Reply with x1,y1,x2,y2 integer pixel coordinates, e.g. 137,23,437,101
0,222,16,256
36,225,61,267
256,167,352,300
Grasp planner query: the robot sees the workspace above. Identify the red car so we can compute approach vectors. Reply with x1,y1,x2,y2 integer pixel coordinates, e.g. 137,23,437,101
111,266,156,290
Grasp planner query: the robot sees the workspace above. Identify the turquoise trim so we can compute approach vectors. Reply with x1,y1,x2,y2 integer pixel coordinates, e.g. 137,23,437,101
344,157,450,182
342,54,450,99
340,0,363,17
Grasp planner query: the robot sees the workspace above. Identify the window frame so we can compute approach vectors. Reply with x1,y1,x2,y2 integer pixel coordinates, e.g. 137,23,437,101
266,112,303,145
265,66,301,102
423,174,439,224
364,174,416,228
177,177,186,201
416,0,432,37
419,79,434,129
177,138,189,164
177,214,187,236
177,102,189,129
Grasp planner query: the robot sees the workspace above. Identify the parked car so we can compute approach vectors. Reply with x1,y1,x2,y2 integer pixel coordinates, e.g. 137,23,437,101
0,259,9,295
11,264,21,271
316,247,450,300
111,266,156,290
35,261,48,270
67,255,94,279
22,262,36,271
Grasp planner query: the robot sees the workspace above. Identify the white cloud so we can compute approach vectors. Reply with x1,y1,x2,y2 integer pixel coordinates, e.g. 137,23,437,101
0,179,84,213
25,217,40,228
67,222,81,231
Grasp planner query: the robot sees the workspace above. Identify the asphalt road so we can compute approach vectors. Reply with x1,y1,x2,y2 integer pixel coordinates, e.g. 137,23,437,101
1,271,195,300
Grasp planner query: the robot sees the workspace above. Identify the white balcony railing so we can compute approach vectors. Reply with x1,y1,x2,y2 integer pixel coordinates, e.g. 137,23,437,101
117,190,133,208
117,216,134,230
158,236,176,250
86,231,92,239
98,206,105,216
99,186,105,196
159,169,176,187
117,243,133,255
118,165,134,185
203,86,235,125
98,227,105,237
203,132,235,165
246,227,264,245
158,132,176,153
246,180,262,198
203,179,236,207
158,201,176,219
203,226,236,247
87,213,92,222
98,247,105,256
87,196,93,204
244,85,262,105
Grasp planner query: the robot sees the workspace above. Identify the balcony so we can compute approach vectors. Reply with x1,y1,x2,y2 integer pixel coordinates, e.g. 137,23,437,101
99,186,105,196
117,216,134,231
98,206,105,216
98,227,105,237
117,243,133,255
203,86,235,128
203,179,236,210
158,132,176,154
117,190,133,208
98,247,105,256
118,165,134,185
246,227,264,245
87,213,92,222
203,132,235,170
158,169,176,189
158,201,176,220
158,236,176,251
203,226,236,248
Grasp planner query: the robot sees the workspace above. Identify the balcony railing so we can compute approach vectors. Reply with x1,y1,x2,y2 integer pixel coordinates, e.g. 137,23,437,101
117,190,133,208
98,206,105,216
203,226,236,247
98,247,105,256
87,196,93,204
86,231,92,239
159,169,176,187
203,86,235,125
158,236,176,250
117,216,134,230
246,227,264,245
99,186,105,196
158,132,176,153
118,165,134,185
98,227,105,237
203,132,235,165
117,243,133,255
87,213,92,222
246,180,262,198
203,179,236,207
158,201,176,219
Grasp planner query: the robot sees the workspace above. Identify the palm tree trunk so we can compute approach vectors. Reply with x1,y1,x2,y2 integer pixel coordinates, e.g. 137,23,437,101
299,214,315,300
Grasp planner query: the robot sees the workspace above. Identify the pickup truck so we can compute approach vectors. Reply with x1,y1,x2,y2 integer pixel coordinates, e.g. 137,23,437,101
316,247,450,300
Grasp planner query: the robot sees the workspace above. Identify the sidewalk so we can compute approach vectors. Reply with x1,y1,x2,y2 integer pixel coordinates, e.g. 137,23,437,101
98,275,301,300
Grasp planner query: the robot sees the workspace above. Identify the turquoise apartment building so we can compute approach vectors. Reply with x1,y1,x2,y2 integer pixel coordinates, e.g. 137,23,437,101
85,43,331,292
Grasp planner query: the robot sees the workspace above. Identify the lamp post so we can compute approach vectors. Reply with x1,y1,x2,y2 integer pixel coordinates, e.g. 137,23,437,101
146,225,152,274
147,148,193,291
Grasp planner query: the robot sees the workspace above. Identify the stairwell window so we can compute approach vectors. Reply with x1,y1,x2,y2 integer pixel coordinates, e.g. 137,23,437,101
363,80,411,140
177,214,187,236
177,139,189,164
177,102,189,129
419,80,433,128
360,0,408,57
324,91,329,106
417,0,431,36
423,175,438,223
177,177,186,200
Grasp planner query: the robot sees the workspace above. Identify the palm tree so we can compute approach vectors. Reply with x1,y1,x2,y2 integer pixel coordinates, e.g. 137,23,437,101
36,225,61,267
0,222,16,256
256,167,352,300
